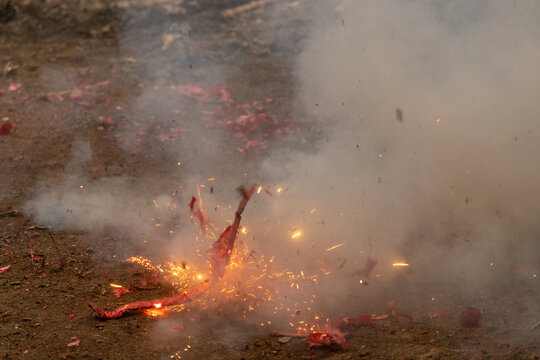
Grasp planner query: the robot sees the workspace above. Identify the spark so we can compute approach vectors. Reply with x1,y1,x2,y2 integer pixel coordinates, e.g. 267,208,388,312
257,186,262,194
326,242,346,252
310,208,317,214
110,284,123,288
154,303,162,309
208,178,215,181
277,187,283,193
197,274,204,280
291,231,302,239
392,262,409,267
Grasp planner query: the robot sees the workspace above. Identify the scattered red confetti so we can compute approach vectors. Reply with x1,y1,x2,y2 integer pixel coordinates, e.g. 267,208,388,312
236,139,266,152
48,92,64,102
86,80,110,88
307,326,347,349
460,306,482,327
113,287,130,298
398,313,414,322
348,314,373,325
8,83,22,91
0,265,11,274
0,122,14,136
170,325,187,332
67,339,80,347
132,272,160,290
429,311,445,319
69,87,84,101
307,332,332,348
69,313,76,319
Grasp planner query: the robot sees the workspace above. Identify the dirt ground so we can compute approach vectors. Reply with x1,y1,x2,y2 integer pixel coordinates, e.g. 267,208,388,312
0,1,539,359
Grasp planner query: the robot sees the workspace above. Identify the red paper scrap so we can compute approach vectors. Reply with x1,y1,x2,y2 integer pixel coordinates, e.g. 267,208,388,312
67,339,80,347
0,122,14,136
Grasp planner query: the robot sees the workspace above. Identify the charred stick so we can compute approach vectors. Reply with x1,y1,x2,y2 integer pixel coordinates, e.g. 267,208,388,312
227,185,257,255
210,184,256,279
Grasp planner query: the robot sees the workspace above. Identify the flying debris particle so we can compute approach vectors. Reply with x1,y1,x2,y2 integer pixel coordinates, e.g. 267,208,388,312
392,262,409,267
357,257,377,278
395,107,403,122
326,243,346,252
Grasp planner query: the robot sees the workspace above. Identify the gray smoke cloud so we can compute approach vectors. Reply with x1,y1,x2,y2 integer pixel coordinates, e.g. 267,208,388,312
254,0,540,321
23,0,539,337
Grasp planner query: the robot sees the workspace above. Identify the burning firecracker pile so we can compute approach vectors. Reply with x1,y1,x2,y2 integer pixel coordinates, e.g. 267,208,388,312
86,181,453,352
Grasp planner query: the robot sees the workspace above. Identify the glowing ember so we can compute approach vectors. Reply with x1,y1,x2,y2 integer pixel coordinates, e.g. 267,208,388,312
291,231,302,239
109,283,123,288
154,303,162,308
392,262,409,267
